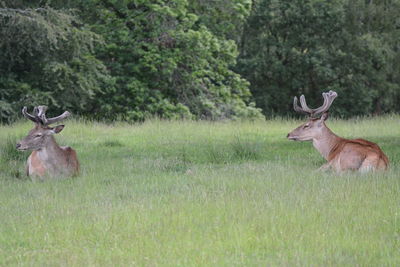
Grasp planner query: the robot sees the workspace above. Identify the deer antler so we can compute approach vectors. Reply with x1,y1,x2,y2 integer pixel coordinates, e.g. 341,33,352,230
22,106,39,123
293,90,338,117
43,111,71,126
22,106,71,126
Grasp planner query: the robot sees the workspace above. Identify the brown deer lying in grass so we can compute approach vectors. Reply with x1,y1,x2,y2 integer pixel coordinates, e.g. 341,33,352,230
287,91,388,172
16,106,79,178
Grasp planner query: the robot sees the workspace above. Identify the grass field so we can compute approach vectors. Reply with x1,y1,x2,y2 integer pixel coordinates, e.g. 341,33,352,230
0,117,400,266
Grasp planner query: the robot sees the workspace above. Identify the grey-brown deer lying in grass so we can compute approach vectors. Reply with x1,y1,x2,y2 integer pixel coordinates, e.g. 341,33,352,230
16,106,79,178
287,91,388,172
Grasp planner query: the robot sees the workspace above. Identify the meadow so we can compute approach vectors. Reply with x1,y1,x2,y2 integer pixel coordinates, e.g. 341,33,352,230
0,117,399,266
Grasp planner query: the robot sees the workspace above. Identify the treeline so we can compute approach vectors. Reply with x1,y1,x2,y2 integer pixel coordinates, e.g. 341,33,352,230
238,0,400,117
0,0,399,122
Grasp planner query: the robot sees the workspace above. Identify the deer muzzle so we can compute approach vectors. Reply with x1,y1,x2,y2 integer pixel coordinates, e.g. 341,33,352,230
16,142,28,151
287,132,299,141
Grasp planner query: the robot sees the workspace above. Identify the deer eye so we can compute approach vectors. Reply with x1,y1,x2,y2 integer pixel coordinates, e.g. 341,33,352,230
35,134,42,138
303,124,310,129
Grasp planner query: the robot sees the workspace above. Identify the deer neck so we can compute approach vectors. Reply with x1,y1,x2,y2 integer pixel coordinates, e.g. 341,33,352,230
36,136,64,166
312,126,342,160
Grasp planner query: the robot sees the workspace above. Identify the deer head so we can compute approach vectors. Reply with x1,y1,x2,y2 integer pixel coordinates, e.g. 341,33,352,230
287,90,338,141
16,106,71,151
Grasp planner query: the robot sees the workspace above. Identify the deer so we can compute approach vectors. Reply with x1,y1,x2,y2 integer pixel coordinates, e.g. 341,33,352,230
287,90,388,172
16,106,80,178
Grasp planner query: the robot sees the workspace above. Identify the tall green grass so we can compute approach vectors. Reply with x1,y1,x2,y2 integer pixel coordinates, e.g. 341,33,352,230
0,135,26,179
0,117,399,266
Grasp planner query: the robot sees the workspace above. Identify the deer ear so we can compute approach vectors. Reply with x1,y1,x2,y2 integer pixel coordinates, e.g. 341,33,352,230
51,125,65,134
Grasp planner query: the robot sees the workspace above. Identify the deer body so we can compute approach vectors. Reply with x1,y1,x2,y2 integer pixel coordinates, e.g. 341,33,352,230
17,106,79,178
287,91,388,172
26,137,79,177
325,138,388,172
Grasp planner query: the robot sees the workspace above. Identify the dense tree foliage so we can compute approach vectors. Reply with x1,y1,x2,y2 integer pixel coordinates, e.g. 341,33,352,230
237,0,400,117
0,7,113,122
87,0,261,120
187,0,252,42
0,0,261,122
0,0,399,122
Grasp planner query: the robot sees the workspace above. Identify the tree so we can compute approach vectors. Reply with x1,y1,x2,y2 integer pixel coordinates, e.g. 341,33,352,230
237,0,400,117
0,7,114,122
0,0,262,121
75,0,262,120
187,0,252,42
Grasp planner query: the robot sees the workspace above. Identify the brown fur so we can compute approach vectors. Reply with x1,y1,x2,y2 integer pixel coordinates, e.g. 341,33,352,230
28,151,46,177
65,147,80,177
328,138,389,171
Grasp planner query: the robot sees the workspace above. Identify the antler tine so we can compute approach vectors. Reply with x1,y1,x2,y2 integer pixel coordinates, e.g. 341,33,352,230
299,95,314,113
293,96,310,115
37,105,48,117
22,106,38,123
33,106,39,116
45,111,71,125
305,92,329,117
312,90,338,116
36,105,49,125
